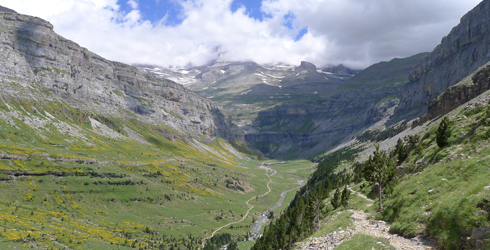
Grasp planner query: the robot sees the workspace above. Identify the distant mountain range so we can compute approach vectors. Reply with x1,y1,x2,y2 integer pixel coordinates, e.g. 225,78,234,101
139,55,424,158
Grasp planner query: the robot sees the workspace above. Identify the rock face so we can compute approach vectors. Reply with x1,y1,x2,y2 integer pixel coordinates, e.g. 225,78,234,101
398,0,490,114
162,54,420,158
423,65,490,122
295,61,317,72
0,5,16,13
0,11,228,137
241,54,422,158
246,87,401,157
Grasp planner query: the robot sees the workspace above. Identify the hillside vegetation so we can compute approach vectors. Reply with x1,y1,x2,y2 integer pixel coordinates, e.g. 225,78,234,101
0,85,319,249
253,83,490,249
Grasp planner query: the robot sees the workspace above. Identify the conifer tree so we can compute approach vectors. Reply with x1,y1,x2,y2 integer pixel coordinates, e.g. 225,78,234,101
362,145,396,213
228,241,238,250
331,188,341,209
307,193,324,231
436,117,451,148
341,187,351,208
394,137,407,164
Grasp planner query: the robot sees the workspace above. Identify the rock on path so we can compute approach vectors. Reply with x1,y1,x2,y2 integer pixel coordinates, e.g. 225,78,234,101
350,210,437,250
299,209,438,250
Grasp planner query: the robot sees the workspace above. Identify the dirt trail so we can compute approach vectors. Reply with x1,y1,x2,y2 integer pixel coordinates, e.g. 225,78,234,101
347,186,373,203
202,162,274,247
299,191,437,250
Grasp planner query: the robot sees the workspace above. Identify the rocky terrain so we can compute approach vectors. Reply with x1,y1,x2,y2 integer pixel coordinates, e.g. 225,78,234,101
141,54,424,158
422,63,490,122
398,0,490,117
299,209,437,250
0,10,230,140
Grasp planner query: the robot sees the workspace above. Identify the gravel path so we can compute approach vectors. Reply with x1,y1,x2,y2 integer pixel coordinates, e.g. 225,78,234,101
350,210,437,250
299,192,437,250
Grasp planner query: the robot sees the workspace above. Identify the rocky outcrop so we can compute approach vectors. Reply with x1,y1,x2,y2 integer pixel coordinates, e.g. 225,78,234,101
0,11,228,137
472,227,490,250
398,0,490,114
0,5,16,13
294,61,317,73
422,65,490,121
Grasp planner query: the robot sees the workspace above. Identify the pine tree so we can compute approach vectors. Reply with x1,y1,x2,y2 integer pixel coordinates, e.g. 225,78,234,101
436,117,451,148
341,187,351,208
331,188,341,209
394,137,407,164
362,145,396,213
228,241,238,250
307,193,324,231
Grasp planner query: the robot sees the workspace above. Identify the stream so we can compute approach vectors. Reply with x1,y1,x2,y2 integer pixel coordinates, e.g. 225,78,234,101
250,163,306,237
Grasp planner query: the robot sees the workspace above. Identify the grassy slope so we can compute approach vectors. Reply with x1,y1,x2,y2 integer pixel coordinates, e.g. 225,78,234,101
340,53,428,89
343,93,490,249
254,84,490,250
0,81,315,249
376,101,490,248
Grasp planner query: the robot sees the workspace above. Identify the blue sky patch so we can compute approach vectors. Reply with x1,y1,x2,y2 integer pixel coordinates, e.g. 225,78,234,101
230,0,266,21
115,0,305,41
282,12,295,29
295,27,308,41
117,0,185,26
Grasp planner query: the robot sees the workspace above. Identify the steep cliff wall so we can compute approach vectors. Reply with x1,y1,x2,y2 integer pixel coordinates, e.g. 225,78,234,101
423,64,490,121
244,84,403,158
0,11,227,137
399,0,490,113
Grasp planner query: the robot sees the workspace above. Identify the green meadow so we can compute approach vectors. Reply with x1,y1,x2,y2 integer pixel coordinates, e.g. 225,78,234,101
0,97,315,249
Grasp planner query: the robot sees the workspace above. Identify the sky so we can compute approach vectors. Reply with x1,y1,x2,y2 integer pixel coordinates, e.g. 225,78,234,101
0,0,483,69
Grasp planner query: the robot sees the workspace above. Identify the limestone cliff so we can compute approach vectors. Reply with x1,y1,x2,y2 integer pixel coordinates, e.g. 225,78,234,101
0,11,228,137
423,64,490,122
398,0,490,114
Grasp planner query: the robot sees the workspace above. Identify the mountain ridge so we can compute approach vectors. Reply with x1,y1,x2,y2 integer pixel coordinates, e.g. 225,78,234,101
398,0,490,116
0,10,231,139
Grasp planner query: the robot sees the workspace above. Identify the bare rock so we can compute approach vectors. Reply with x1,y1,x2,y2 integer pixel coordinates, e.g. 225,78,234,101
472,227,490,240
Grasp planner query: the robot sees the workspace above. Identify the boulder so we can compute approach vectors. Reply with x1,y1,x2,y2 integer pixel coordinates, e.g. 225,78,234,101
472,227,490,240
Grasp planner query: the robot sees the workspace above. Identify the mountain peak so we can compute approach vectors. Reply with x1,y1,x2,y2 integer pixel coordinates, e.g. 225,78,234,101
295,61,317,72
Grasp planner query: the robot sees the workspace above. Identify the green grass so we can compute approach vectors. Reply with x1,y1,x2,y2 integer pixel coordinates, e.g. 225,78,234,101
0,96,315,248
0,94,320,248
113,89,124,97
348,193,375,212
340,53,427,90
17,35,43,45
312,212,354,238
237,240,255,250
371,97,490,249
336,234,395,250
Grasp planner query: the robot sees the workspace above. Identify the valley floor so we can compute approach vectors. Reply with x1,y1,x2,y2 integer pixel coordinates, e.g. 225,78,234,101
204,161,309,249
0,156,315,250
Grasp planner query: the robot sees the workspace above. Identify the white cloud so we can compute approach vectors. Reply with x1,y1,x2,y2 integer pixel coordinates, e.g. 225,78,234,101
128,0,138,9
0,0,483,68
